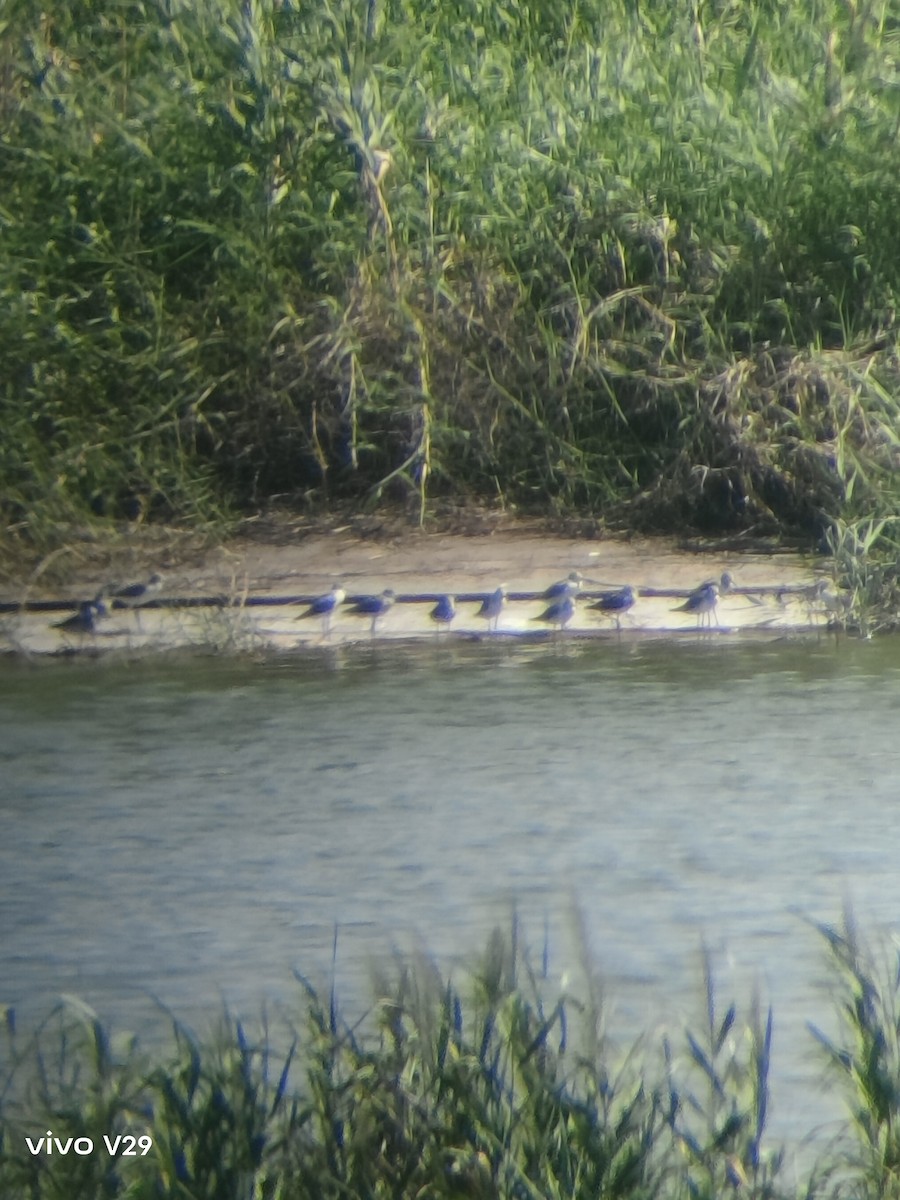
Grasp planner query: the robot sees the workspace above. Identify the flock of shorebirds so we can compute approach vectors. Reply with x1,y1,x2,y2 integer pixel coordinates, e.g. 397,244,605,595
48,568,848,639
292,571,744,636
52,573,164,634
47,568,854,643
276,570,850,637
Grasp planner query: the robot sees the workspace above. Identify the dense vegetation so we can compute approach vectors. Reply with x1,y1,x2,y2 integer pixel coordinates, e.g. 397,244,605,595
2,0,899,570
3,914,900,1198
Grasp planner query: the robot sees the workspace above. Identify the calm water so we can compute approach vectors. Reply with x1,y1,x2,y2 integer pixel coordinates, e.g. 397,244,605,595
4,633,900,1152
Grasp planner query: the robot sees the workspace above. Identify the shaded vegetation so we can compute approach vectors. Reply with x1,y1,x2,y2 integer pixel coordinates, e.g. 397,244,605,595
2,915,900,1197
1,0,899,576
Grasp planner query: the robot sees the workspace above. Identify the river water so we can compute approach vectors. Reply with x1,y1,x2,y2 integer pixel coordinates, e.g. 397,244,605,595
4,633,900,1156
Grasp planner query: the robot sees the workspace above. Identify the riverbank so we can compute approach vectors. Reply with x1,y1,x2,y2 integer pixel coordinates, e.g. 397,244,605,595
0,520,832,656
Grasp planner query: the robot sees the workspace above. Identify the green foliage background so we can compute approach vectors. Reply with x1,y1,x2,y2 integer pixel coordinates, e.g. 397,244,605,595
2,0,899,548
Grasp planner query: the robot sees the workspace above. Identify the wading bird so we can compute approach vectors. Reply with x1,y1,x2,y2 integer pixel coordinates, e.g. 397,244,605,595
532,594,576,632
112,573,163,629
295,584,345,637
693,571,734,599
587,585,637,631
672,580,720,628
347,589,396,634
542,571,583,601
53,594,108,635
429,594,456,633
475,585,507,632
812,579,852,621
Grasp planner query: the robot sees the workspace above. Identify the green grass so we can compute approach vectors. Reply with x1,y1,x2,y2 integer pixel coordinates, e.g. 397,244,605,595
3,915,900,1198
2,0,899,592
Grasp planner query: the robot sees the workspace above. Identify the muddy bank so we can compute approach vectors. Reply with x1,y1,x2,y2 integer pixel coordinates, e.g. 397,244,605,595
0,523,834,656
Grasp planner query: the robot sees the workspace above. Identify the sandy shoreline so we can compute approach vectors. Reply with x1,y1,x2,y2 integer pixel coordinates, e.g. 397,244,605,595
0,525,831,655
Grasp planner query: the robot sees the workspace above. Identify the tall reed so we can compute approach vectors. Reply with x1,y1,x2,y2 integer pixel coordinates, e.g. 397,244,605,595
2,0,898,562
4,918,900,1198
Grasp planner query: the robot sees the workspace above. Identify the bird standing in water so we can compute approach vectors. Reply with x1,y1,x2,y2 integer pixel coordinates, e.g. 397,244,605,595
587,585,637,631
112,572,163,630
53,594,108,635
532,594,576,632
346,589,396,634
672,581,720,628
812,579,852,623
475,585,507,632
429,594,456,633
295,584,345,637
542,571,583,601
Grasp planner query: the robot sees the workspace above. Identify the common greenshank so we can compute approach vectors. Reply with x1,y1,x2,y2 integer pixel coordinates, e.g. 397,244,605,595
347,589,396,633
476,585,507,632
672,580,720,628
542,571,583,601
53,594,108,635
296,585,346,636
587,585,637,631
111,573,163,629
812,579,852,621
532,594,576,631
429,594,456,632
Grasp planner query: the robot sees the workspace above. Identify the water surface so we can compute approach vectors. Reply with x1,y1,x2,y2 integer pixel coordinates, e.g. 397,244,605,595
4,633,900,1152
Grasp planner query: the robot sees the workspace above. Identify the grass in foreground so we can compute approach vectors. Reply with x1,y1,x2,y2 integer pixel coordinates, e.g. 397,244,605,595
2,913,900,1198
